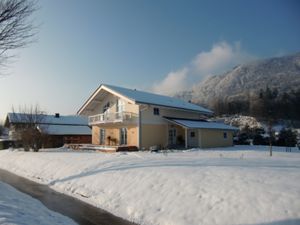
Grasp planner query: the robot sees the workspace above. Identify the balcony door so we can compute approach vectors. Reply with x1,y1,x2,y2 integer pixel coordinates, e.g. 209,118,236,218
116,99,125,119
102,102,110,121
120,128,127,145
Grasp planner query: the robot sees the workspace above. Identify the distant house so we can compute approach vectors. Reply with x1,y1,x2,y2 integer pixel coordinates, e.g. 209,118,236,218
78,84,238,150
4,113,91,148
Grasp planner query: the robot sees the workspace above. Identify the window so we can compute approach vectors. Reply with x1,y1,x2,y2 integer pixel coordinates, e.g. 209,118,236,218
100,129,106,145
116,99,125,113
103,102,110,113
153,107,160,115
190,131,195,137
223,132,227,139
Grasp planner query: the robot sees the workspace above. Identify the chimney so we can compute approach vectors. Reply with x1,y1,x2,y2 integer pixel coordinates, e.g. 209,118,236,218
55,113,60,118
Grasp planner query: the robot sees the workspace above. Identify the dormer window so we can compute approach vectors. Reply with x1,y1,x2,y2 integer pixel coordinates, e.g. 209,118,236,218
153,107,160,115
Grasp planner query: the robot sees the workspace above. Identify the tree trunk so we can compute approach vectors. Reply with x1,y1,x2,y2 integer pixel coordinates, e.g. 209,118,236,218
268,121,273,157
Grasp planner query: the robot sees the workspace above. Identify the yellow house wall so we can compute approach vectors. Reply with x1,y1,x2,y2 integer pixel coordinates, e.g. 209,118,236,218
198,129,233,148
92,125,138,146
92,126,100,144
141,124,168,149
126,102,139,114
141,105,204,125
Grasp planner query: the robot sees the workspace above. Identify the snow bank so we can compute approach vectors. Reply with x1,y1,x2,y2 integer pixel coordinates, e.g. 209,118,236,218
0,146,300,225
0,181,76,225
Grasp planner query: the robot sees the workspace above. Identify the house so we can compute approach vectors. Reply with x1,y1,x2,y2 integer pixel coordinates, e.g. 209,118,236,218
78,84,238,150
4,113,91,148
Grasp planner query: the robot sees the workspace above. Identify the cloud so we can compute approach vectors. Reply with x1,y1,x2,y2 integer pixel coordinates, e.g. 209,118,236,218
152,67,188,96
152,41,254,95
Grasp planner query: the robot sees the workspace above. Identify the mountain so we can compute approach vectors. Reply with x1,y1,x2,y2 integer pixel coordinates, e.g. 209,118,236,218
186,52,300,108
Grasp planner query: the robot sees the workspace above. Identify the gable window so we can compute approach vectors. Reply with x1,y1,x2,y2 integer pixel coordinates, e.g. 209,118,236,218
153,107,160,115
223,132,227,139
103,102,110,113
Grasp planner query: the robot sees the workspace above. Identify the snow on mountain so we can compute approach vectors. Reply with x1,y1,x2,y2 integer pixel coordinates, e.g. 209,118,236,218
213,115,263,130
182,52,300,107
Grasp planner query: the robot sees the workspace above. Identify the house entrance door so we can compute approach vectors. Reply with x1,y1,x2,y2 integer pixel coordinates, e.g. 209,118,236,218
168,128,177,146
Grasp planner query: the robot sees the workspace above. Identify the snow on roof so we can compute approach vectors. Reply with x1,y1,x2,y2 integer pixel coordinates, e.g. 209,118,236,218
105,84,213,113
165,118,239,131
78,84,213,114
38,124,91,135
6,113,88,126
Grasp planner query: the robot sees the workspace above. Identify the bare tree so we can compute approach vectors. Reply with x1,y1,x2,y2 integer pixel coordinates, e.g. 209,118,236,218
11,104,48,151
0,122,4,136
251,87,279,156
0,0,37,71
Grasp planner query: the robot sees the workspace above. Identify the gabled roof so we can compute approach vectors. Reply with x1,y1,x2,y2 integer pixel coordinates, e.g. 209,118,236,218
5,113,91,136
38,124,91,135
164,117,239,131
78,84,213,115
5,113,88,126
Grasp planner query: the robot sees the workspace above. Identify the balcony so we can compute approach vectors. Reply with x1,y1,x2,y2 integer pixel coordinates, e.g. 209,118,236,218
88,111,138,125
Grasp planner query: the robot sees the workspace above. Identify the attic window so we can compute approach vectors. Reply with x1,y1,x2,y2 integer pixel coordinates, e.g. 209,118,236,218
153,107,160,115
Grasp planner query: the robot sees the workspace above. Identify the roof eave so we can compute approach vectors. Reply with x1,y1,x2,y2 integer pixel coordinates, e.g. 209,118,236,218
136,101,213,115
164,117,239,131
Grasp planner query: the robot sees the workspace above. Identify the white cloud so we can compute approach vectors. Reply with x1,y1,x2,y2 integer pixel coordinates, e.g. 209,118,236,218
152,67,188,96
152,41,254,95
192,41,235,74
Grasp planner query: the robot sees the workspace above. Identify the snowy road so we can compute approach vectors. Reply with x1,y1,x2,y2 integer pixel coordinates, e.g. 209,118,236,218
0,180,76,225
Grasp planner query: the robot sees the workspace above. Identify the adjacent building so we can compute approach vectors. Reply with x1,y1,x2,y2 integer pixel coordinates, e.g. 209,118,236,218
4,113,91,148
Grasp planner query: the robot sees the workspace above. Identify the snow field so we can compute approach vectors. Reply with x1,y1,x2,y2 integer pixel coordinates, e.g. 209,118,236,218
0,146,299,225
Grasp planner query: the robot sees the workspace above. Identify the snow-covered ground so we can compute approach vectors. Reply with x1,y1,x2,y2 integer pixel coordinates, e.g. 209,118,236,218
0,181,76,225
0,146,300,225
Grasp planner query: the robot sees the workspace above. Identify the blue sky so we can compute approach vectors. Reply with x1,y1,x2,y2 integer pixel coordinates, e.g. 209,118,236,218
0,0,300,120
